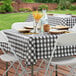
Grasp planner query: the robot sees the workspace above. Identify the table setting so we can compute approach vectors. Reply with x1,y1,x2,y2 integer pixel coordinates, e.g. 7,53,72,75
15,12,72,35
14,11,75,35
26,13,76,29
16,23,71,35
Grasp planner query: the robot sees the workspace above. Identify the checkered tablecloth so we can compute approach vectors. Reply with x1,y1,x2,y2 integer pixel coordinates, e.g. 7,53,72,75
48,16,76,28
2,29,76,65
26,14,76,28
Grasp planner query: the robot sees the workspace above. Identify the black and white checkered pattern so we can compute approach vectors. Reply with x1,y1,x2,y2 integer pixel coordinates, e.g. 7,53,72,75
26,14,76,28
66,17,76,28
26,14,34,22
48,16,67,26
2,29,76,65
47,15,76,28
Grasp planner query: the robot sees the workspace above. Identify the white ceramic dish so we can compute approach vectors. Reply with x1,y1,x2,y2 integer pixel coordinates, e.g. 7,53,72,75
18,29,31,33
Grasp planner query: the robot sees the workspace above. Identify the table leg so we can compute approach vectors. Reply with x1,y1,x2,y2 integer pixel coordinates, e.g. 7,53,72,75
31,63,34,76
6,62,8,76
56,65,58,76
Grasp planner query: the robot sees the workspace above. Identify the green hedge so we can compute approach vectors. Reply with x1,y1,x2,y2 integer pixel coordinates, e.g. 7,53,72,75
19,8,32,12
38,4,48,11
69,5,76,10
0,0,13,13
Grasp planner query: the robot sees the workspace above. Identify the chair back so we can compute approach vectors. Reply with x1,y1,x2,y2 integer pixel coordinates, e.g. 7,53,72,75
51,33,76,59
51,33,76,63
11,22,35,30
0,31,18,58
0,31,8,43
11,22,25,30
56,33,76,46
45,33,76,76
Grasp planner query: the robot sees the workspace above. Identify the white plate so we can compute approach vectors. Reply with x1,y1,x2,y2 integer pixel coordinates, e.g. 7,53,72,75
49,29,68,34
18,29,31,33
24,26,34,29
55,25,69,30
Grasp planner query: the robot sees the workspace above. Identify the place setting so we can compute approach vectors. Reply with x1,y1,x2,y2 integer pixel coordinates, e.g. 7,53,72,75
17,28,39,35
17,24,72,35
17,11,43,35
49,25,70,34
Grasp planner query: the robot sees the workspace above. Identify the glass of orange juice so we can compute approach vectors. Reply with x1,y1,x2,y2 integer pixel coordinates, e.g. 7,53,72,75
33,11,43,33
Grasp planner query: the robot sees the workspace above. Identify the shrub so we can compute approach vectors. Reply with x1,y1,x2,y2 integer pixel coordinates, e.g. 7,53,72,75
65,1,71,9
32,7,37,11
19,8,32,12
25,8,32,12
58,0,66,10
0,0,13,13
19,8,26,12
58,0,72,10
1,4,13,12
38,4,48,11
0,5,6,13
57,4,66,10
0,1,4,3
69,5,76,10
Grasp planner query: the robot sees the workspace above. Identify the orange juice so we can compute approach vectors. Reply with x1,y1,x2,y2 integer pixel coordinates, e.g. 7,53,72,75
33,11,43,22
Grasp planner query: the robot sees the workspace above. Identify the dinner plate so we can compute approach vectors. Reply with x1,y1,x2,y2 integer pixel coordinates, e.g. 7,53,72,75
53,25,70,30
49,29,68,34
24,26,34,29
18,29,31,33
24,26,40,30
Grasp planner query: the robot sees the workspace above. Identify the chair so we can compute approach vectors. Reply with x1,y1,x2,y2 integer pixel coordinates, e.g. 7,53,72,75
44,33,76,76
0,31,29,76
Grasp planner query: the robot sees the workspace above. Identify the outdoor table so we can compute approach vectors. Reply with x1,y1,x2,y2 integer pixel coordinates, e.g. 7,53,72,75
48,16,76,28
26,14,76,28
2,29,76,76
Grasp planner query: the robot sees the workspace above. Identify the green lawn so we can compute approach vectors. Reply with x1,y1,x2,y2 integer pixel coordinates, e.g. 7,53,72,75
0,10,76,30
48,10,76,15
0,12,30,30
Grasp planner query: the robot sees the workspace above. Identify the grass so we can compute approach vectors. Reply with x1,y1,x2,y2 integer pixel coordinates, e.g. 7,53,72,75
0,10,76,30
0,12,31,30
48,10,76,15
